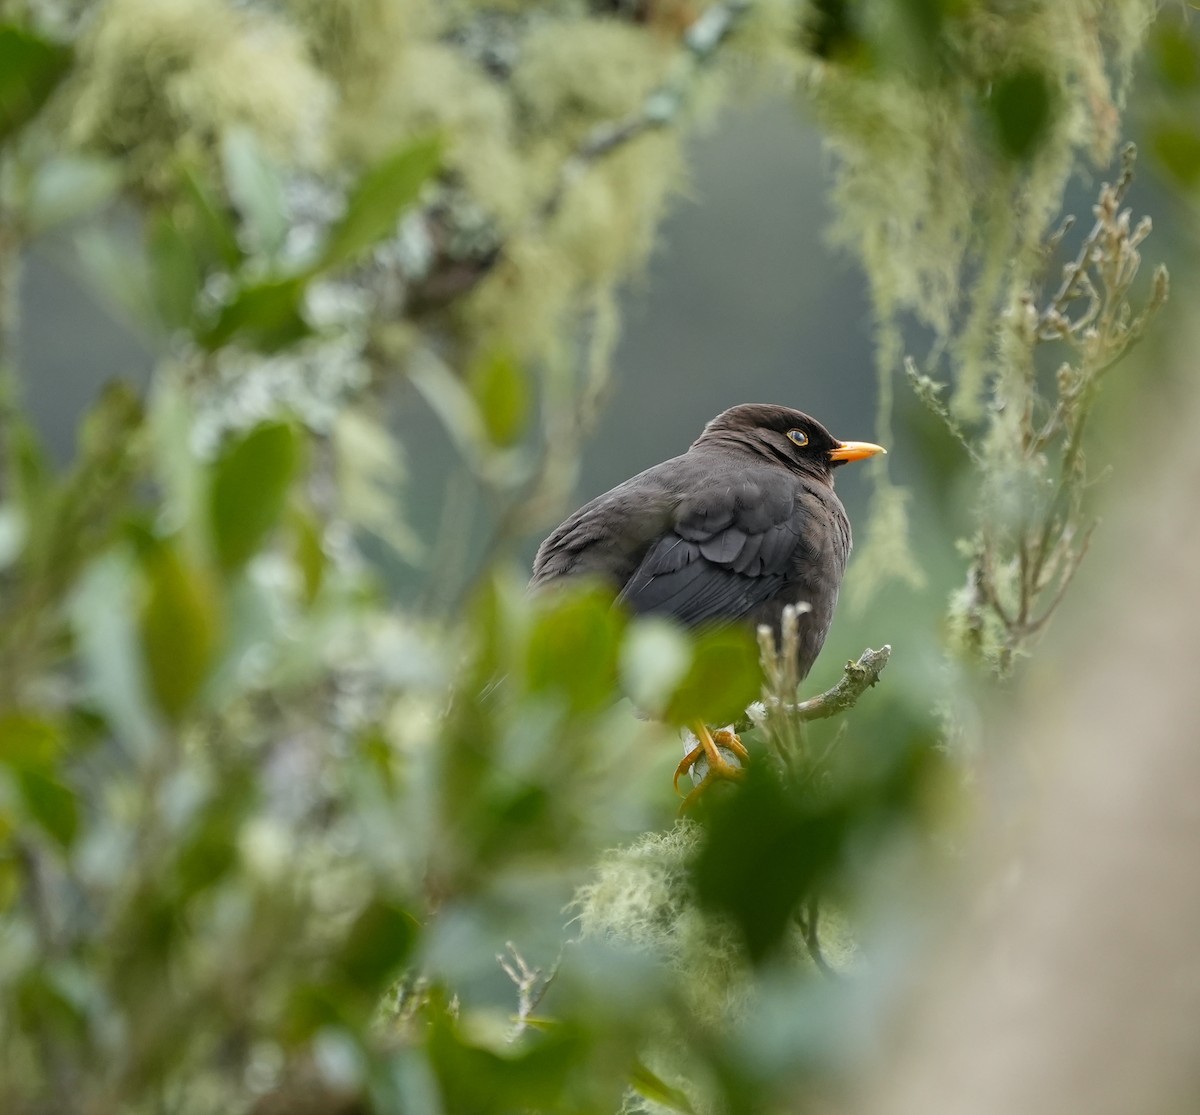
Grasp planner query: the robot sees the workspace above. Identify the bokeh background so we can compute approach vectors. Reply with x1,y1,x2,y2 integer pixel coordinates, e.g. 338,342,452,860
6,3,1200,1112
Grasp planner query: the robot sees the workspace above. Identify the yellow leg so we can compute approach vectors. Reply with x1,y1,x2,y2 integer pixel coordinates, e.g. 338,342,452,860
674,722,748,810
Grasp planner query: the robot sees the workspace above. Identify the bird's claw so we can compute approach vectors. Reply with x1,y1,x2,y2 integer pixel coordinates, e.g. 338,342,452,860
675,725,749,812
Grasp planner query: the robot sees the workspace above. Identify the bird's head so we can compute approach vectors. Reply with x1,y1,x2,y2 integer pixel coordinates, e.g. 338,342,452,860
695,403,886,482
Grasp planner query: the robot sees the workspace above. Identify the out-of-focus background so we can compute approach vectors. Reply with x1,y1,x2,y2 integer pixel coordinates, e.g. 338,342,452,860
4,3,1200,1113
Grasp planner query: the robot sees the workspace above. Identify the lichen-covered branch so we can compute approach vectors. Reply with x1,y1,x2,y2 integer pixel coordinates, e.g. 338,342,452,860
757,644,893,726
682,602,892,785
914,146,1168,673
546,0,753,217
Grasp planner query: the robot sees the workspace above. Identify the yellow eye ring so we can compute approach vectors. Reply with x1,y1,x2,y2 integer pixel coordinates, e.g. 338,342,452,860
787,429,809,447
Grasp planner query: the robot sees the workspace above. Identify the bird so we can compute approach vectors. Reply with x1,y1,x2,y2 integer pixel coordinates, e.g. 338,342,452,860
530,403,884,806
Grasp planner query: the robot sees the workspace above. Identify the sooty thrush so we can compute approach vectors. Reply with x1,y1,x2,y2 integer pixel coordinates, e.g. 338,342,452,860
531,403,884,805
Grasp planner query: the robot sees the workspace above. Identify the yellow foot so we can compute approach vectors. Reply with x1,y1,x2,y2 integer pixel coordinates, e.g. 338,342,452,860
674,722,748,812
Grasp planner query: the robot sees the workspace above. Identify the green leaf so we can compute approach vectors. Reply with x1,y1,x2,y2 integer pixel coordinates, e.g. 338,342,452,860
149,210,201,331
139,542,219,723
334,898,419,995
427,1000,583,1115
987,66,1055,161
222,127,287,258
620,618,693,714
663,625,762,727
178,163,243,270
16,769,79,849
27,155,122,233
526,585,623,714
1152,23,1200,92
321,136,441,268
71,550,161,758
692,764,848,963
0,25,71,143
209,421,301,573
470,350,529,447
630,1059,696,1114
0,713,60,768
202,275,310,352
1151,123,1200,189
289,504,326,604
175,782,250,895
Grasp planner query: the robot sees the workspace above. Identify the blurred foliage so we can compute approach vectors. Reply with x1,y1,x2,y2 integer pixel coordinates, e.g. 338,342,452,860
0,1,1194,1113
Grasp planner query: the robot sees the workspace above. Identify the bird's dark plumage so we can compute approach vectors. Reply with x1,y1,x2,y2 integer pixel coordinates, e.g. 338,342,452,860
531,404,883,680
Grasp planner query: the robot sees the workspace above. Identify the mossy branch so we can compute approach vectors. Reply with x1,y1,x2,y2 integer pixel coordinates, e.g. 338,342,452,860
760,644,892,725
681,604,892,782
547,0,752,217
913,145,1168,673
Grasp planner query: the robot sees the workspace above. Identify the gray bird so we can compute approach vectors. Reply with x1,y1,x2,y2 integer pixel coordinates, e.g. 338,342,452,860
531,403,884,803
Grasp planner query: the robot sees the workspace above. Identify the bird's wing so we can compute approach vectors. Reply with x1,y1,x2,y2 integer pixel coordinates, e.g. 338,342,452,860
616,474,806,627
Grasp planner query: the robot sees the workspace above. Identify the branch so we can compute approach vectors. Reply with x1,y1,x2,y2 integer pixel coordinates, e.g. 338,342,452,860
498,942,560,1041
680,644,892,784
744,644,892,730
543,0,754,219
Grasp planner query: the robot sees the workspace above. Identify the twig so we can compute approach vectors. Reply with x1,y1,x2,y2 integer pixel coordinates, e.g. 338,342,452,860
543,0,754,219
741,644,892,731
498,941,560,1041
796,895,836,978
680,644,891,786
1038,143,1137,336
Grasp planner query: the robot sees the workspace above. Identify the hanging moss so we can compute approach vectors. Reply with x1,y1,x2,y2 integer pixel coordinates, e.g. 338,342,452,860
68,0,332,175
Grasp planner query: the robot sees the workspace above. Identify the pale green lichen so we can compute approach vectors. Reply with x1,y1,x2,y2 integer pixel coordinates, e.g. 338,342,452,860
513,19,675,144
68,0,332,173
341,41,531,229
574,822,859,1114
285,0,439,90
573,825,752,1030
796,0,1159,605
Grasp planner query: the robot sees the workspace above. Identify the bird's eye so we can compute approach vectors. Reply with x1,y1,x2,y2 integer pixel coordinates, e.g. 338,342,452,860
787,429,809,447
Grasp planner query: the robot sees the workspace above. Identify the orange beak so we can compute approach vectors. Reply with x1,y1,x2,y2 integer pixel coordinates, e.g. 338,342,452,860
829,439,887,463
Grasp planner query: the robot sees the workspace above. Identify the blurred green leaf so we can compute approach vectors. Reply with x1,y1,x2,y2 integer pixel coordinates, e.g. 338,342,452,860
806,0,863,63
693,703,944,963
16,769,79,849
631,1058,697,1114
1151,22,1200,91
289,503,326,604
175,787,249,895
0,25,71,143
8,418,51,522
178,162,243,270
1151,123,1200,189
663,625,762,727
987,67,1055,161
149,210,201,331
222,127,288,258
27,155,122,233
0,506,25,571
428,999,583,1114
202,276,311,352
0,713,60,768
15,971,88,1044
210,421,302,573
470,350,529,447
138,542,219,723
526,585,623,714
620,618,693,714
334,898,419,995
71,550,161,757
321,136,441,268
692,764,849,963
